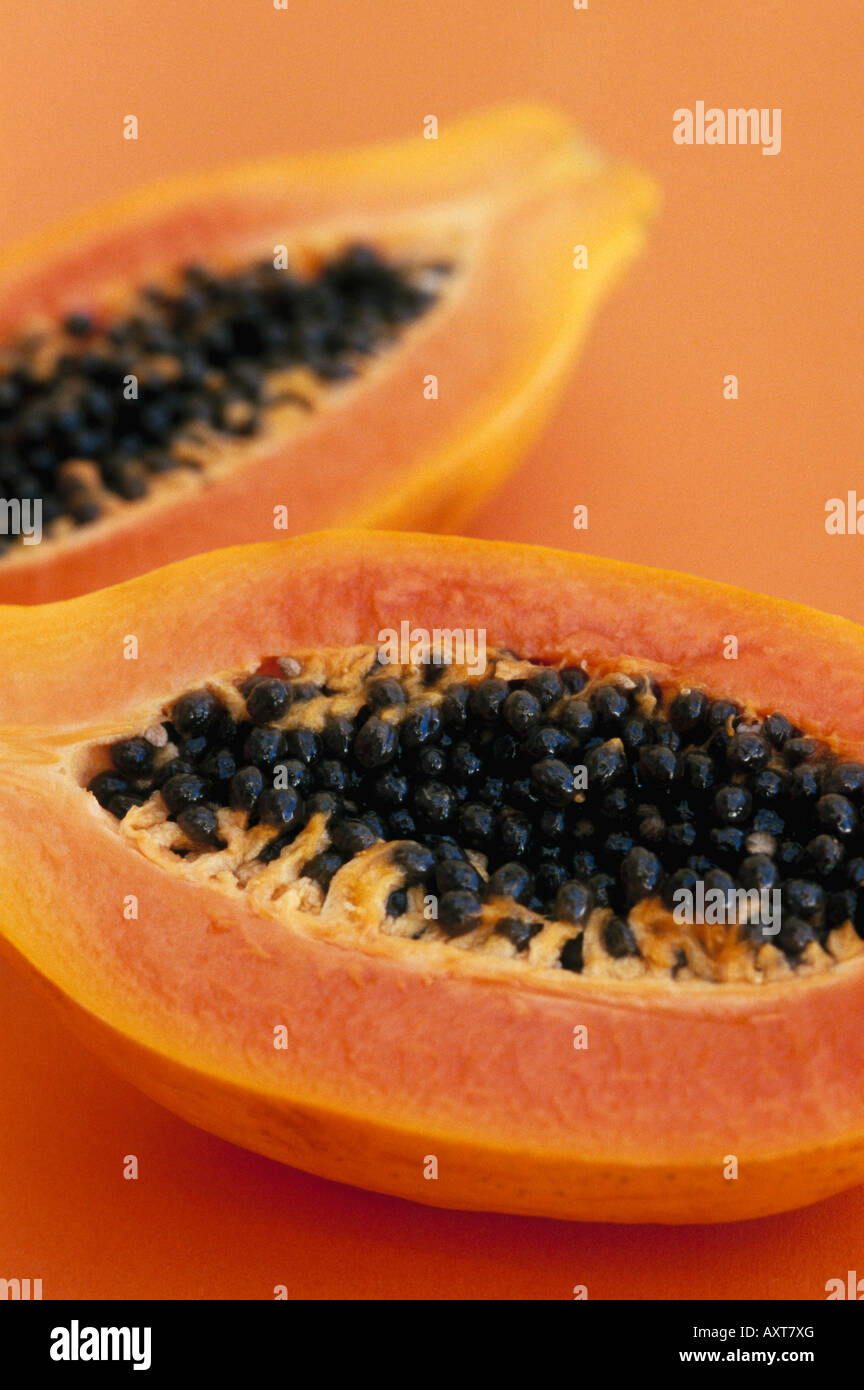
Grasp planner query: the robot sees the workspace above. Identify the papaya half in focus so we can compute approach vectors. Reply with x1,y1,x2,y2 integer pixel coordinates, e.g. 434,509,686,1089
0,106,657,603
1,531,864,1224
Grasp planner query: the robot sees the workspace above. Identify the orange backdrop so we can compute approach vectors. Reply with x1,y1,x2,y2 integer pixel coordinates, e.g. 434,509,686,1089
2,0,863,1299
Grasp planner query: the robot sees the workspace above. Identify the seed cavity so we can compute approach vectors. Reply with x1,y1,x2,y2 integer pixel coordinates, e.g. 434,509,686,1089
0,246,450,559
83,646,864,984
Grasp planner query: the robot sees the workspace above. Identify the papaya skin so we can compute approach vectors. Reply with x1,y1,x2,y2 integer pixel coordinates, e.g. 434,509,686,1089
3,531,864,1224
0,106,658,603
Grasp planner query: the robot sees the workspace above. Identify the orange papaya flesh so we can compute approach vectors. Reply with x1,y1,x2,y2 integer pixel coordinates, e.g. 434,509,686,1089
5,532,864,1223
0,106,658,603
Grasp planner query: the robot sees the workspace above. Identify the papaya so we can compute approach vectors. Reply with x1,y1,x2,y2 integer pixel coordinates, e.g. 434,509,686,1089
0,106,657,604
2,530,864,1224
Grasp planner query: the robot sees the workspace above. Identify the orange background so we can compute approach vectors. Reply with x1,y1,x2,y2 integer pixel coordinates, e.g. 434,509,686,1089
2,0,863,1299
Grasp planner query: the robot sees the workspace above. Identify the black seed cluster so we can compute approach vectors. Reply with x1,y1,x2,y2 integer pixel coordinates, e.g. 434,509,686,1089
0,245,446,557
90,661,864,976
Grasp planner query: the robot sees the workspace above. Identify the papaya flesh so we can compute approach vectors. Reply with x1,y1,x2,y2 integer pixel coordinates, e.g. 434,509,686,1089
0,106,657,603
4,531,864,1224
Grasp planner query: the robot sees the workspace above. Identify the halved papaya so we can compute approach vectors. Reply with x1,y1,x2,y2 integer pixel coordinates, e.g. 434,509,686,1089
0,107,657,604
4,531,864,1224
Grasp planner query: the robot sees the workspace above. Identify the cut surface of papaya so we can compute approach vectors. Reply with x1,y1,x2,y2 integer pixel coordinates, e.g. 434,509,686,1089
0,107,657,603
7,531,864,1224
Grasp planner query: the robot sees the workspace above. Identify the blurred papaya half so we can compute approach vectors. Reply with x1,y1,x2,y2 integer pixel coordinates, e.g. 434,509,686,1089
0,106,657,602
